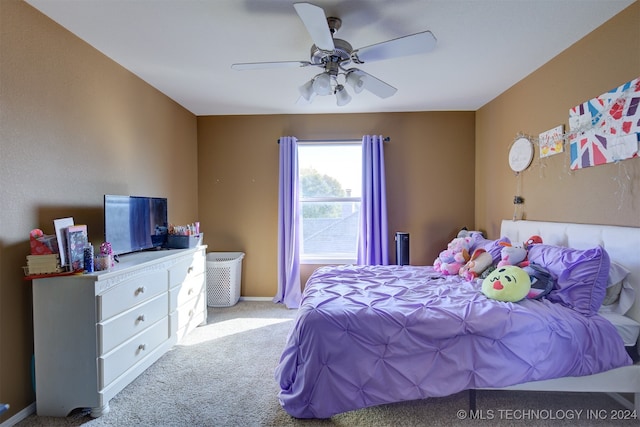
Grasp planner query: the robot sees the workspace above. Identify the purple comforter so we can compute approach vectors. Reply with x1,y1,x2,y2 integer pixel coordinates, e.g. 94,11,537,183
275,265,631,418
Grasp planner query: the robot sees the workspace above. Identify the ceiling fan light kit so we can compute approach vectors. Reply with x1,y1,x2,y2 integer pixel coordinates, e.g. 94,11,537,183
311,72,333,96
346,70,366,94
298,79,315,102
335,85,352,106
232,2,437,107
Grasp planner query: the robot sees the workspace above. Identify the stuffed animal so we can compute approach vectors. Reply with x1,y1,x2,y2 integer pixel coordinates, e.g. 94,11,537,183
481,265,531,302
525,235,543,247
523,263,555,299
497,243,528,267
496,235,543,268
456,228,484,240
433,236,472,275
459,248,493,281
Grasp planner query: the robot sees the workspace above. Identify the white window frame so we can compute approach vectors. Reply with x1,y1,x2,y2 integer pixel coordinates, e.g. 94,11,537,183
298,141,362,265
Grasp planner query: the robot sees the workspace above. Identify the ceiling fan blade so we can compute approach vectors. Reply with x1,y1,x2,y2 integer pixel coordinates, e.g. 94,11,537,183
231,61,311,71
353,31,436,63
358,70,397,99
293,2,335,51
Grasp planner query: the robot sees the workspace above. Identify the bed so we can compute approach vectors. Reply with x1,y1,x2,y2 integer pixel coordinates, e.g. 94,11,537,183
275,220,640,419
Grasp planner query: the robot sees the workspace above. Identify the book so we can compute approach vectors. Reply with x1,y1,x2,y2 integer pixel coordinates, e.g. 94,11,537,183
27,254,60,263
66,225,88,271
25,254,62,275
54,217,74,267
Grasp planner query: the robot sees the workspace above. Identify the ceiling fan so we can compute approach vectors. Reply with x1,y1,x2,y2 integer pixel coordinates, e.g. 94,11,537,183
231,2,437,106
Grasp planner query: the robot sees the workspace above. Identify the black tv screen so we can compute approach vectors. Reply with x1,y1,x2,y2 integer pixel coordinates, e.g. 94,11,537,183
104,195,168,255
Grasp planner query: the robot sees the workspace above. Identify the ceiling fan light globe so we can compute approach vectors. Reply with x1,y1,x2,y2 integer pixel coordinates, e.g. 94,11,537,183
312,73,332,96
335,85,351,106
346,71,365,94
298,79,315,101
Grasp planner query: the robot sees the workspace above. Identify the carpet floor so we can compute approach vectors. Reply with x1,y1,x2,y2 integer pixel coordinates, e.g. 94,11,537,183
15,301,637,426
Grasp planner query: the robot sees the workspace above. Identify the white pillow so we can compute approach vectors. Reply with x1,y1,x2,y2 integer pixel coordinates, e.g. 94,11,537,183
599,261,634,315
602,282,623,305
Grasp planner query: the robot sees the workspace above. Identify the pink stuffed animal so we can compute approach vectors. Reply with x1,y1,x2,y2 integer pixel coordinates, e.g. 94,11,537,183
433,236,472,275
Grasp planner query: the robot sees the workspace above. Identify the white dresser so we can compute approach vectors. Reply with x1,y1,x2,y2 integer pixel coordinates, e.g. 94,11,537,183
32,246,207,417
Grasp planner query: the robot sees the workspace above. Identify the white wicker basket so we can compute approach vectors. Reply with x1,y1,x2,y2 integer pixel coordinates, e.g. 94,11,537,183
206,252,244,307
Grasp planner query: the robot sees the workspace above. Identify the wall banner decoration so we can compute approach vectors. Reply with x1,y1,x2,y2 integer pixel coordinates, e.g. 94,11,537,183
539,125,564,158
568,77,639,170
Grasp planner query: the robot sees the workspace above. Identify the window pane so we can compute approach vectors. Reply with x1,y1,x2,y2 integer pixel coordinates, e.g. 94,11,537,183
301,201,361,256
299,144,362,198
297,143,363,260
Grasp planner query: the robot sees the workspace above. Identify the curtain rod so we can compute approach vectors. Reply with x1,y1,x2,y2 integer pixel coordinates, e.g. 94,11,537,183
277,136,390,143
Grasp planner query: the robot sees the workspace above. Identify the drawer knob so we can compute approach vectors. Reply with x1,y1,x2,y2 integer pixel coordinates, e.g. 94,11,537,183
187,266,194,274
136,286,146,295
138,344,146,351
188,288,194,295
137,314,145,322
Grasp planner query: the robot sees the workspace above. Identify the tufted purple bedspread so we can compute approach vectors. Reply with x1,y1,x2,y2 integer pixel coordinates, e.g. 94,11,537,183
275,264,631,418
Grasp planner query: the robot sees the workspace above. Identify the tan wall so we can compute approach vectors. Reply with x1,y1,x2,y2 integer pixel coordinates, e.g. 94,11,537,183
3,0,638,421
476,2,640,238
197,112,476,295
0,1,198,420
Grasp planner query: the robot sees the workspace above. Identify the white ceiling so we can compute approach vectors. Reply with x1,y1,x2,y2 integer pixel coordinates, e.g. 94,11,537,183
25,0,634,116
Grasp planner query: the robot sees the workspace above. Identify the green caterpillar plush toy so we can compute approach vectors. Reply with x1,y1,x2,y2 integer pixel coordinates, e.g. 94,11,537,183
481,265,531,302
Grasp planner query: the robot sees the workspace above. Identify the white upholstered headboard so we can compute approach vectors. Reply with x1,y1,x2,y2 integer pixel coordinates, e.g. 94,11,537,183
500,220,640,323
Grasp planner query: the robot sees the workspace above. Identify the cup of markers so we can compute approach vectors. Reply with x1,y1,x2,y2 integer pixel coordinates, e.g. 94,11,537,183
170,222,200,236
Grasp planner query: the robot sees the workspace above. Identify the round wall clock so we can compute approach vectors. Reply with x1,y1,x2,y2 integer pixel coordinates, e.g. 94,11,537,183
508,137,534,172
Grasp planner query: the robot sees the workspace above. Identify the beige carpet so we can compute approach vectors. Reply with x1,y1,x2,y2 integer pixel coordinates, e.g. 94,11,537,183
15,301,637,426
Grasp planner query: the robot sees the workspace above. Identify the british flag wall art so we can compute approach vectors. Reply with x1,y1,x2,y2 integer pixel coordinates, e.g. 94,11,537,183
568,77,640,170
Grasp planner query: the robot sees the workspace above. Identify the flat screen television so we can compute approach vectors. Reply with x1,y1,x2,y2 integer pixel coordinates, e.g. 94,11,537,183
104,195,168,256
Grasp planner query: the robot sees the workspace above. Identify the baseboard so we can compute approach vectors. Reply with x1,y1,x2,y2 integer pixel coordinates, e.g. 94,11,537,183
239,296,273,302
1,402,35,427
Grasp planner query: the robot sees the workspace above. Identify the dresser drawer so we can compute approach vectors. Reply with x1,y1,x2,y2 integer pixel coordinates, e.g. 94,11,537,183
98,269,168,321
168,252,205,289
99,317,169,389
98,293,168,355
169,273,205,311
171,297,206,340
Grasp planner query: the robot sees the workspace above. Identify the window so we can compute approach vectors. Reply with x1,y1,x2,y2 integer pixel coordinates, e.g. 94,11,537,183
298,142,362,263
